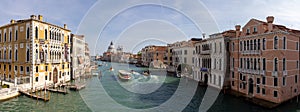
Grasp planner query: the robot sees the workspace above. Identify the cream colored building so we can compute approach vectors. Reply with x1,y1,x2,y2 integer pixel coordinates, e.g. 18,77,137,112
0,15,71,88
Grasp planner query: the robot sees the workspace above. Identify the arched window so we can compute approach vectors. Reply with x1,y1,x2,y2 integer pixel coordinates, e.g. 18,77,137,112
27,27,30,39
35,49,38,60
274,36,278,49
35,26,38,39
15,30,18,41
35,77,38,82
274,58,278,71
45,29,48,40
283,37,286,49
36,66,38,72
26,49,30,62
15,50,18,61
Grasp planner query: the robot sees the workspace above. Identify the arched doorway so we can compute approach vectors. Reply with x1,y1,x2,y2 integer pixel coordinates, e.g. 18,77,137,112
248,78,254,94
53,68,58,84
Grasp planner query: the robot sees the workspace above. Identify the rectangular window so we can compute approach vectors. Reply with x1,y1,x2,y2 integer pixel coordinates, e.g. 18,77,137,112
274,91,278,97
283,37,286,49
263,38,266,50
262,76,266,85
184,50,187,55
256,85,260,93
246,28,250,34
240,41,242,51
283,77,286,86
45,66,48,71
262,88,266,95
232,81,235,86
20,66,23,72
253,27,257,33
257,78,260,84
297,42,299,50
232,43,234,51
240,58,243,68
220,42,222,53
283,58,286,71
258,39,260,50
26,67,29,72
274,77,278,86
232,72,234,78
219,59,222,70
239,73,243,80
295,75,298,83
263,58,266,70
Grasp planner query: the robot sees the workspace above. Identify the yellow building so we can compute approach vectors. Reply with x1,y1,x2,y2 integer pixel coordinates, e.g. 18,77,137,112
0,15,71,88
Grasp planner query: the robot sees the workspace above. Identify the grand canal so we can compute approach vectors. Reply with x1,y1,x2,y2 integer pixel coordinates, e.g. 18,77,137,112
1,62,300,112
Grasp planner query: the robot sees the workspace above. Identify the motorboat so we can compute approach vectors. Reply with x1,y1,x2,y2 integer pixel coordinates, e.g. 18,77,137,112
118,70,131,81
143,70,150,76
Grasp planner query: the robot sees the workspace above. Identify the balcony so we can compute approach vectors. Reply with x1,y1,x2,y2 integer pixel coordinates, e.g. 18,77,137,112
241,50,261,55
239,68,265,75
272,71,278,77
46,59,51,63
52,59,60,63
35,59,41,64
200,50,211,55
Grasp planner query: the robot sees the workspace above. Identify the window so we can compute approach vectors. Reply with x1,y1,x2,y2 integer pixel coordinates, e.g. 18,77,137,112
274,91,278,97
26,67,29,72
26,27,30,39
240,41,243,51
14,66,17,71
9,31,12,42
4,33,6,42
9,50,12,59
36,66,38,72
20,66,23,72
263,38,266,50
240,73,243,80
274,77,278,86
232,72,234,78
219,59,222,70
35,27,38,39
15,30,18,41
26,49,30,62
232,43,235,51
283,77,286,86
35,77,38,82
246,28,250,34
250,40,253,50
253,27,257,33
184,50,187,55
244,41,246,51
283,37,286,49
240,58,243,68
262,88,266,95
263,58,266,70
274,36,278,49
283,58,286,71
247,40,249,50
0,33,2,42
297,42,299,50
45,29,48,40
232,81,234,86
258,39,260,50
257,78,260,84
15,50,18,61
262,76,266,85
214,43,216,53
256,85,260,93
274,58,278,71
45,75,48,80
45,66,48,71
295,75,298,83
220,42,222,53
232,58,234,68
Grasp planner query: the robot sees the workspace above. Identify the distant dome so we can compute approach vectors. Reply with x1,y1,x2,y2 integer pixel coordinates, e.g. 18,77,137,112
107,41,116,53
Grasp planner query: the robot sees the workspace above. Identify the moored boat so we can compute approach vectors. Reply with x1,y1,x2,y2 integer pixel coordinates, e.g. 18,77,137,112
0,88,20,101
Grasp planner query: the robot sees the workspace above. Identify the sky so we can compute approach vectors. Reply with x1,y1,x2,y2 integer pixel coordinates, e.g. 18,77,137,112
0,0,300,55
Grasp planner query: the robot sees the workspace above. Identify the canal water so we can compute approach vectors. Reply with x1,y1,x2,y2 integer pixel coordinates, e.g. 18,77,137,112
1,61,300,112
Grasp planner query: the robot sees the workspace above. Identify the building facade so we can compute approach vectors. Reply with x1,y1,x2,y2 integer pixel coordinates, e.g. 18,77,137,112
140,45,167,68
230,16,300,103
0,15,71,88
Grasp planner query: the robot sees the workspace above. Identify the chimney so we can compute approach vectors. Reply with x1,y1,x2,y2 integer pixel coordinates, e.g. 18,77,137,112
10,19,15,24
64,24,67,29
202,33,206,39
38,15,43,21
235,25,241,37
266,16,274,32
30,15,36,19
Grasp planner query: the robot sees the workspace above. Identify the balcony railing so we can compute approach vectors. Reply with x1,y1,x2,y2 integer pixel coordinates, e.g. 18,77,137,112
238,68,265,75
0,59,12,63
200,50,211,55
241,50,261,55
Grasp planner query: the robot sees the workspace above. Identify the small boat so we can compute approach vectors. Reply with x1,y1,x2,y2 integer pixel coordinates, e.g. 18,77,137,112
0,88,20,101
143,70,150,76
110,67,114,71
118,70,132,81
